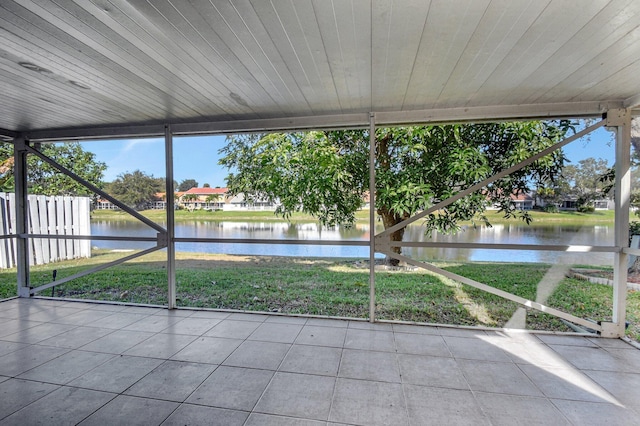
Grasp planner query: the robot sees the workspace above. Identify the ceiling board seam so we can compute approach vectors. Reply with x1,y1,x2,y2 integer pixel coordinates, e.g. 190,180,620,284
17,0,205,117
275,0,314,111
400,0,432,110
236,1,300,108
434,0,490,105
311,0,343,112
109,0,244,118
523,0,640,105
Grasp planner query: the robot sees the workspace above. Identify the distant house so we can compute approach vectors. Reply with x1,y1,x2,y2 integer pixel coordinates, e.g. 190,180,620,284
178,187,228,210
486,191,534,211
538,195,613,211
223,193,277,211
558,197,612,211
150,192,166,210
593,199,613,210
95,198,118,210
510,192,534,211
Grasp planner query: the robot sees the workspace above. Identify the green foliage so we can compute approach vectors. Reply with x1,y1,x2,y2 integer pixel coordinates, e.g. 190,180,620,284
107,170,162,210
0,142,106,196
220,132,367,226
577,205,595,213
220,122,572,235
178,179,198,191
562,157,611,209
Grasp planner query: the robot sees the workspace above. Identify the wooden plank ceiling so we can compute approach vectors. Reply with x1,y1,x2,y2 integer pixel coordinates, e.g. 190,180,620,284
1,0,640,140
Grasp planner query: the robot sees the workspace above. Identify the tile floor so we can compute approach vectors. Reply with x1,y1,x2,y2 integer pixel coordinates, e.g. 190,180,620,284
0,297,639,425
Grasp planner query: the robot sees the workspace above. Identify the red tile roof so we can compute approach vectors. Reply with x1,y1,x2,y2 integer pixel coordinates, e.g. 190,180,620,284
184,187,228,195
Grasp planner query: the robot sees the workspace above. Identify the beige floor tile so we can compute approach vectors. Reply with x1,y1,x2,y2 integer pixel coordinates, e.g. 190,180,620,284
398,354,469,389
339,349,400,382
279,345,342,376
162,404,248,426
171,336,242,364
186,366,273,411
223,340,290,370
255,372,335,421
344,328,395,352
78,395,178,426
475,392,569,426
125,360,216,402
404,384,488,426
395,332,451,357
330,378,407,426
295,325,346,347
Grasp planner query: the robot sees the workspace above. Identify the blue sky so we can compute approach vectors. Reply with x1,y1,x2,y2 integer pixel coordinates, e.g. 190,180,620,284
80,125,617,187
81,134,230,187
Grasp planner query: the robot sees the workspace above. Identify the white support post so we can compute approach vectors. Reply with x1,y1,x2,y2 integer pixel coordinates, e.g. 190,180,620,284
369,113,376,322
13,137,30,297
610,108,632,337
165,125,177,309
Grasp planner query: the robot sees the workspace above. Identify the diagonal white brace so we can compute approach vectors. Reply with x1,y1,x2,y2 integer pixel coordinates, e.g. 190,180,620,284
380,249,603,333
29,245,164,295
24,143,166,234
378,119,606,238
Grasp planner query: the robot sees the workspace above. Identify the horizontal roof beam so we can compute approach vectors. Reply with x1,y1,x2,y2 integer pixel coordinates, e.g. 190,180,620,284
374,101,624,126
625,93,640,109
24,113,371,142
23,101,624,142
0,128,18,141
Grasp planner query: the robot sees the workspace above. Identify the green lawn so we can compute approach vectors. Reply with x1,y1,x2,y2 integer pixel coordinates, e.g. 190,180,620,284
90,207,616,226
2,249,637,340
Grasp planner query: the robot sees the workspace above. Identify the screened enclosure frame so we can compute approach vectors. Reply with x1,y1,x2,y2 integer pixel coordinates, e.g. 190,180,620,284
7,107,634,338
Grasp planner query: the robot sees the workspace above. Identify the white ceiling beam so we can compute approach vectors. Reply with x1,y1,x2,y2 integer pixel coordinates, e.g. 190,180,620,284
24,114,371,142
624,93,640,109
0,128,18,141
374,101,622,126
24,101,624,142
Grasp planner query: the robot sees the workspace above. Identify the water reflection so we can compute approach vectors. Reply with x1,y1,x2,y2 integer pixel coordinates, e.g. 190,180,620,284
90,220,614,265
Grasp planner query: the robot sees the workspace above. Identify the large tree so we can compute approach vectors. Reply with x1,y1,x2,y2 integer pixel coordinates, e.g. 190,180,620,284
220,122,572,264
107,170,162,210
561,157,611,209
0,142,106,195
178,179,198,191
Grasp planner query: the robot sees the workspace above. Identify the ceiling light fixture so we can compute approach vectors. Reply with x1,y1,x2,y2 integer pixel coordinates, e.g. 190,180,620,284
18,62,52,74
68,80,91,90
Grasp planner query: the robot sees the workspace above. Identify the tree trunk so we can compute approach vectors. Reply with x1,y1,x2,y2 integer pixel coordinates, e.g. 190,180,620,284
378,206,409,266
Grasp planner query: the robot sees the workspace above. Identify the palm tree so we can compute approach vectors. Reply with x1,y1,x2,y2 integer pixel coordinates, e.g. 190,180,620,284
205,194,221,210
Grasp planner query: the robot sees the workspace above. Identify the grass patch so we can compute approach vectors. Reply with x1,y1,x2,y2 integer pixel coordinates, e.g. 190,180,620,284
545,277,640,341
2,250,637,341
90,209,368,224
90,208,615,227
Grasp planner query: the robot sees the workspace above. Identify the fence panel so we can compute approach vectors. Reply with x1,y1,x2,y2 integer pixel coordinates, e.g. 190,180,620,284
48,196,59,262
9,193,16,267
0,194,11,268
55,196,66,260
78,197,91,257
27,195,40,265
63,197,74,261
0,193,91,268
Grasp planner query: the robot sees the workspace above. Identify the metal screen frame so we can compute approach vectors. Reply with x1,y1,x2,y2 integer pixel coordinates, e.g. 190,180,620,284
9,108,633,337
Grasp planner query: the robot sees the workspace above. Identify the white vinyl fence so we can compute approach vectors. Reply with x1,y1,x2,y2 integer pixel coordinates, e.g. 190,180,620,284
0,193,91,268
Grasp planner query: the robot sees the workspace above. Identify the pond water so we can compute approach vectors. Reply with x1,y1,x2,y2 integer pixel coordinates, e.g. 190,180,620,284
90,220,615,266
